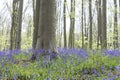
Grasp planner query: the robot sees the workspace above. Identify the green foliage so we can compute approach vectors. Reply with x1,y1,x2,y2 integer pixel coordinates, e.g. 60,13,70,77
0,35,9,50
21,36,33,49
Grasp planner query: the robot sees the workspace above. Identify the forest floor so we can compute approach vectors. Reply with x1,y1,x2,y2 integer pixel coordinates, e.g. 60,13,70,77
0,48,120,80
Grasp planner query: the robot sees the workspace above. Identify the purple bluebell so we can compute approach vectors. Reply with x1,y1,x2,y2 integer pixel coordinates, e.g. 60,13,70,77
83,69,89,74
13,75,17,80
58,77,60,80
101,66,105,72
115,66,120,72
47,78,51,80
97,72,101,77
93,68,97,74
108,77,115,80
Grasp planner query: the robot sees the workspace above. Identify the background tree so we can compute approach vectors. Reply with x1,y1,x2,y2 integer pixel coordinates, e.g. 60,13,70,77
101,0,107,49
97,0,102,49
68,0,75,48
57,0,63,47
113,0,118,49
89,0,92,49
63,0,67,48
32,0,40,49
81,0,84,48
16,0,23,49
27,15,32,38
1,0,120,50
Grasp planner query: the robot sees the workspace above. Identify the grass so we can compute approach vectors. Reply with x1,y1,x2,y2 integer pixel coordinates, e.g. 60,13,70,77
0,48,120,80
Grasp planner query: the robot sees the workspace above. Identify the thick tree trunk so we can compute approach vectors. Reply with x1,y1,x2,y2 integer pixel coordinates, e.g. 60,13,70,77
31,0,57,60
10,0,22,50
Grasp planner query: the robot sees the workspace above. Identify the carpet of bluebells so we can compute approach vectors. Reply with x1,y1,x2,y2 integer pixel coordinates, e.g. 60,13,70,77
0,48,120,80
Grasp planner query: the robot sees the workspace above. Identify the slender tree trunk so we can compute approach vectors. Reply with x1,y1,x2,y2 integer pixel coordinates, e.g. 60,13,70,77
81,0,84,48
68,0,75,48
16,0,23,49
63,0,67,48
89,0,92,49
101,0,107,49
84,9,88,49
113,0,118,49
97,0,102,49
10,0,17,50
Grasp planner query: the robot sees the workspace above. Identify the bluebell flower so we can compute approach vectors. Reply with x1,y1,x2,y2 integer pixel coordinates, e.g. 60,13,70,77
47,78,51,80
101,66,105,72
83,69,89,74
103,78,107,80
1,63,4,68
14,49,21,55
28,48,35,53
58,77,60,80
68,78,70,80
115,66,120,72
62,76,65,79
21,50,28,54
13,75,17,80
97,72,101,77
108,77,115,80
93,68,97,74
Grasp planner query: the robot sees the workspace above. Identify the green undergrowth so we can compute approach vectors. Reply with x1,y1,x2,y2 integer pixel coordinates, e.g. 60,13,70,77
1,50,120,79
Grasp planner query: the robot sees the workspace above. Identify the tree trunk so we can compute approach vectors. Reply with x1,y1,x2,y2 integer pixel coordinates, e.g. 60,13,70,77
97,0,102,49
32,0,40,49
113,0,118,49
101,0,107,49
31,0,57,60
16,0,23,49
69,0,75,48
81,0,84,48
63,0,67,48
10,0,23,50
89,0,92,49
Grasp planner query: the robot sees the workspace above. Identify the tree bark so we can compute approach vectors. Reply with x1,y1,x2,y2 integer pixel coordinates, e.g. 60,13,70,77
81,0,84,48
97,0,102,49
89,0,92,49
68,0,75,48
63,0,67,48
32,0,40,49
31,0,57,60
10,0,23,50
101,0,107,49
113,0,118,49
16,0,23,49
